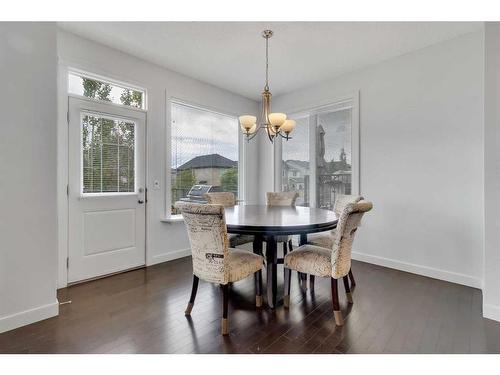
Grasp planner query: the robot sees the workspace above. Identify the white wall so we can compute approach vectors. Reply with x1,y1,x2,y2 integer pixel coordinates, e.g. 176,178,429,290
0,23,59,332
56,30,259,286
271,31,485,288
483,22,500,321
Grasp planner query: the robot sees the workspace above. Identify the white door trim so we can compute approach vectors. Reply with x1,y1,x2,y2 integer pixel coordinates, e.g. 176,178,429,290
57,64,70,289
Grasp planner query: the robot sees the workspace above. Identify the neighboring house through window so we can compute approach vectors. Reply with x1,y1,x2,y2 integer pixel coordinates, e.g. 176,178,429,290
282,116,310,206
170,101,240,215
281,96,359,209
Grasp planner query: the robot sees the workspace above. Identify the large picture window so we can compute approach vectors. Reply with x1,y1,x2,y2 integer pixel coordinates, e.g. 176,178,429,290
281,96,358,210
316,107,352,209
170,101,240,214
282,116,310,206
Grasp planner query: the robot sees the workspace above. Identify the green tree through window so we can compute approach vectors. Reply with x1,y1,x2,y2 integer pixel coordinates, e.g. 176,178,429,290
220,167,238,195
82,78,112,102
69,73,145,109
82,115,135,194
120,89,143,108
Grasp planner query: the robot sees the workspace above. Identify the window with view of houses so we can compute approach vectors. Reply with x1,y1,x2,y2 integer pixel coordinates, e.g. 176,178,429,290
282,100,354,210
170,102,240,214
316,107,352,209
282,116,310,206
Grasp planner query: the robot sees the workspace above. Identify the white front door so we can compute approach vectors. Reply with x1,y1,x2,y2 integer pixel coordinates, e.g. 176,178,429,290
68,97,146,283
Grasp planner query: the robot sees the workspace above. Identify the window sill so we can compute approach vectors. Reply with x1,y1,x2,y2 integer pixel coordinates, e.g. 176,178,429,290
161,215,184,223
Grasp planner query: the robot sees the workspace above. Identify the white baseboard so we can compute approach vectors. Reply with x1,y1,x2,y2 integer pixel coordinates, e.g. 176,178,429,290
148,248,191,266
352,251,482,289
483,303,500,322
0,301,59,334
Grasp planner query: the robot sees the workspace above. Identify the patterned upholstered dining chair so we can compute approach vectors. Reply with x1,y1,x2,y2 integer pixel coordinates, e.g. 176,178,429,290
283,200,373,326
204,192,254,248
176,202,265,335
204,192,236,207
267,191,300,207
306,194,364,288
266,191,300,264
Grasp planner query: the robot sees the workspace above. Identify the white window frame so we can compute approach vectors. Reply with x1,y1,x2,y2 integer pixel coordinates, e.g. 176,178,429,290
165,98,245,219
67,68,148,110
277,92,360,207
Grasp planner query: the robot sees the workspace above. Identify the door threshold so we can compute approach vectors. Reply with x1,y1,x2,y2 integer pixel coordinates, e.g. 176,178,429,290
66,265,146,288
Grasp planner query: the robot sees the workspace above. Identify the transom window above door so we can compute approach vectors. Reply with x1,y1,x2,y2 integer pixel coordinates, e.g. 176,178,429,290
68,71,146,110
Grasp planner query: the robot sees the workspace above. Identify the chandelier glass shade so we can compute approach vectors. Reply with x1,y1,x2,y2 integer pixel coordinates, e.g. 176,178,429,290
239,30,295,143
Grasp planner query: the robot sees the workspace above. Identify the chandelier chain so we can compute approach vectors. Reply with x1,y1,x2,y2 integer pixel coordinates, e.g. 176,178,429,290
265,35,269,91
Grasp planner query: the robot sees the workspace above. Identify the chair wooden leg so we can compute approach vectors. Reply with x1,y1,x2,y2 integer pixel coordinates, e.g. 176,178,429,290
185,275,199,315
343,275,353,304
331,278,343,326
256,269,263,307
253,236,263,294
297,272,308,290
309,275,315,291
348,268,356,287
284,267,292,308
266,237,278,309
221,284,229,335
301,272,308,291
282,241,288,280
296,236,308,290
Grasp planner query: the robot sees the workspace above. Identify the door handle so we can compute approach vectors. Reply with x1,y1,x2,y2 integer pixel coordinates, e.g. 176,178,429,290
138,188,145,204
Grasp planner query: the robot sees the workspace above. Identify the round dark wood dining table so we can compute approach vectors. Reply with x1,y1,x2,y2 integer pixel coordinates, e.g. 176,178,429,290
224,205,338,308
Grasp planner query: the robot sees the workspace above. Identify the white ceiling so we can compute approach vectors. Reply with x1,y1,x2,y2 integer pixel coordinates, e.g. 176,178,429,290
58,22,482,100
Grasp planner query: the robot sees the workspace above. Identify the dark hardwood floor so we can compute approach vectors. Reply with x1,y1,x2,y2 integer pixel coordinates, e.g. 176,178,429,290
2,257,500,354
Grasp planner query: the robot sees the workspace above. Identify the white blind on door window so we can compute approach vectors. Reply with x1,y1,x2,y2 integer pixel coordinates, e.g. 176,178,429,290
82,114,135,194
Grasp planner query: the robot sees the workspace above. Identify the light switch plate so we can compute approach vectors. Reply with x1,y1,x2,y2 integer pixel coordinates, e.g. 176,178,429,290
153,180,160,190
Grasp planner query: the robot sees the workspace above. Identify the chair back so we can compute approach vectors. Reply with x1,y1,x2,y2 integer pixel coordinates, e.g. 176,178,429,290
331,201,373,278
266,191,299,207
176,202,229,284
204,192,236,207
333,194,364,215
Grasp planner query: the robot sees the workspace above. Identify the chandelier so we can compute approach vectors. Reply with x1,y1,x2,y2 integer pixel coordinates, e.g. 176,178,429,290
239,30,296,144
